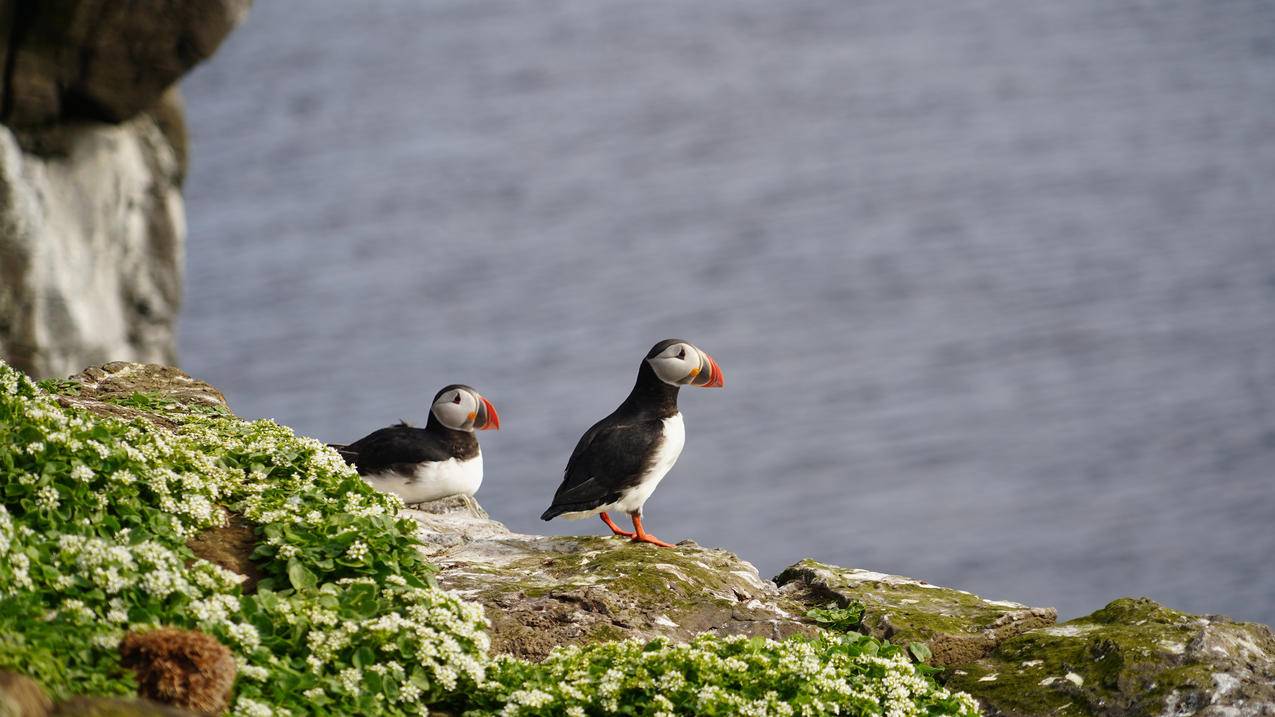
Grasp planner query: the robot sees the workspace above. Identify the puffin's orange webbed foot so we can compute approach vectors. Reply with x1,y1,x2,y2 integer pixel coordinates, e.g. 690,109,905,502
630,533,675,548
600,512,636,538
629,513,676,548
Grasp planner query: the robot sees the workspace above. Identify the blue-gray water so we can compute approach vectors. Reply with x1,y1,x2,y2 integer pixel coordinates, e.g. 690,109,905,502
179,1,1275,625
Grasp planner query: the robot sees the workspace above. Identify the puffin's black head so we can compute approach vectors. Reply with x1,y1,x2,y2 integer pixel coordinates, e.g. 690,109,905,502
644,339,724,388
430,384,500,432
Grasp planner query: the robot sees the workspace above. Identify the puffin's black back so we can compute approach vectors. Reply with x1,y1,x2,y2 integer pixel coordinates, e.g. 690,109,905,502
335,418,478,476
541,358,681,519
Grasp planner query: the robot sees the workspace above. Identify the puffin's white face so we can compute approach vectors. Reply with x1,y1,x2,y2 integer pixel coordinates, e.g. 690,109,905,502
646,341,725,388
430,386,500,432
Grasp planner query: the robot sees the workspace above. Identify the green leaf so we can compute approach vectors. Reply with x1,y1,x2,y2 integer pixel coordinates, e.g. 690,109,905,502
286,558,317,590
908,641,932,664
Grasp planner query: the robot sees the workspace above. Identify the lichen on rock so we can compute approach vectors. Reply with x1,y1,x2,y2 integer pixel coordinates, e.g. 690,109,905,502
776,559,1058,667
408,497,816,660
944,597,1275,717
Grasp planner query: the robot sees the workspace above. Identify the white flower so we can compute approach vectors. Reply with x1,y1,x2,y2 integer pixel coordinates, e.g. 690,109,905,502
338,667,362,692
36,486,60,510
345,540,369,561
233,697,273,717
71,464,95,482
92,632,122,650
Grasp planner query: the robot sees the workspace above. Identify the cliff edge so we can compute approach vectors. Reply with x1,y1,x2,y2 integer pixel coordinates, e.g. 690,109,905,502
3,361,1270,716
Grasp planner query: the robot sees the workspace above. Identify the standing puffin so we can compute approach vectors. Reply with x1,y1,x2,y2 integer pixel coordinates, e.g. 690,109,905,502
332,385,500,506
540,339,723,547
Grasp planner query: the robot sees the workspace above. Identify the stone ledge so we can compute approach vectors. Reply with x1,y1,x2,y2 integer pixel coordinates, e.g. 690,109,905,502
776,558,1058,667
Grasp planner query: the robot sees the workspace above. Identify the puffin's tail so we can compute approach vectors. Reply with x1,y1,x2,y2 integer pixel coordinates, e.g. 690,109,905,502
540,505,565,521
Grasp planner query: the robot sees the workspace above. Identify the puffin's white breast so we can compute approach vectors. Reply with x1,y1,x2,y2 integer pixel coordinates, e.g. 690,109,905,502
611,412,685,515
362,453,483,505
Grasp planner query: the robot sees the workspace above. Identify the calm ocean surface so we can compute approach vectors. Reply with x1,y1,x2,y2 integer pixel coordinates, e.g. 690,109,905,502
179,1,1275,624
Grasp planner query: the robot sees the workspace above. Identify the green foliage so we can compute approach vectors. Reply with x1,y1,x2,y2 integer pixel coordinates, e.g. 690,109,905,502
0,363,487,716
462,633,980,717
106,391,229,416
35,378,79,396
909,641,933,665
807,600,866,631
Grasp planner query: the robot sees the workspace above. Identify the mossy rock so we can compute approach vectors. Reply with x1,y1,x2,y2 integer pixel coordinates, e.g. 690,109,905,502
408,499,816,660
775,559,1057,666
945,597,1275,717
47,362,228,429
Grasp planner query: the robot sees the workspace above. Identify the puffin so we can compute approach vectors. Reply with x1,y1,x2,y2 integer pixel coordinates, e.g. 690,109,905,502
540,339,723,547
331,384,500,506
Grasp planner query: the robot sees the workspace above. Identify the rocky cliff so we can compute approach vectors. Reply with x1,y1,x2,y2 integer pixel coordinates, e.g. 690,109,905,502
4,360,1271,716
0,0,250,378
409,497,1275,717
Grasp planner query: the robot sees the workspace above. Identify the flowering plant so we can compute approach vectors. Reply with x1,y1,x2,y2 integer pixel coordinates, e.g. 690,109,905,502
1,363,487,716
466,633,980,717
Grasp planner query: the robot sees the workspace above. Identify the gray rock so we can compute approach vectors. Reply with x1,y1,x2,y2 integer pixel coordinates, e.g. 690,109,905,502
776,559,1058,667
405,498,818,660
0,116,183,379
0,0,248,379
944,597,1275,717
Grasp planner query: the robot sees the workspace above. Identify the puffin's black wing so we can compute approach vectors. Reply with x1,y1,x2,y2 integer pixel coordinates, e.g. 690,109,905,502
336,424,452,475
541,417,664,520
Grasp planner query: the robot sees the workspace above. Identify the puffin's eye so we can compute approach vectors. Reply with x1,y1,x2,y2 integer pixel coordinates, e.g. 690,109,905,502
452,394,462,404
677,349,686,360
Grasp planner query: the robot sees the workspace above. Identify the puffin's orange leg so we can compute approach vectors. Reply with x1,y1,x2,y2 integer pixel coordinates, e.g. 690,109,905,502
629,513,675,548
600,512,636,538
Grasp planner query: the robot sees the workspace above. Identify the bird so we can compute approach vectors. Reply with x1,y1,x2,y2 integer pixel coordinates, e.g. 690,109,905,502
540,339,723,547
331,384,500,506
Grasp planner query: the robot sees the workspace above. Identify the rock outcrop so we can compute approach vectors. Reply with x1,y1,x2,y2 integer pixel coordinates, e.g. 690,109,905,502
27,361,1275,717
408,495,817,660
405,492,1274,716
0,1,251,379
0,1,251,127
944,598,1275,717
775,559,1058,667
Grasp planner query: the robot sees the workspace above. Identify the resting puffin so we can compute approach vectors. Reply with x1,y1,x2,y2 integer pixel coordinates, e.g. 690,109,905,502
540,339,723,547
331,385,500,506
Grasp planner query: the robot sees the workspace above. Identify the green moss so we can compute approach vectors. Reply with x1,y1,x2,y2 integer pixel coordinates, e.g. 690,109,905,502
1085,597,1190,627
945,599,1231,717
582,623,628,643
778,560,1057,667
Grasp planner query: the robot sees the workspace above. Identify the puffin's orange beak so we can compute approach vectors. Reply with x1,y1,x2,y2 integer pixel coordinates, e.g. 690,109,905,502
477,397,500,430
702,353,724,388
